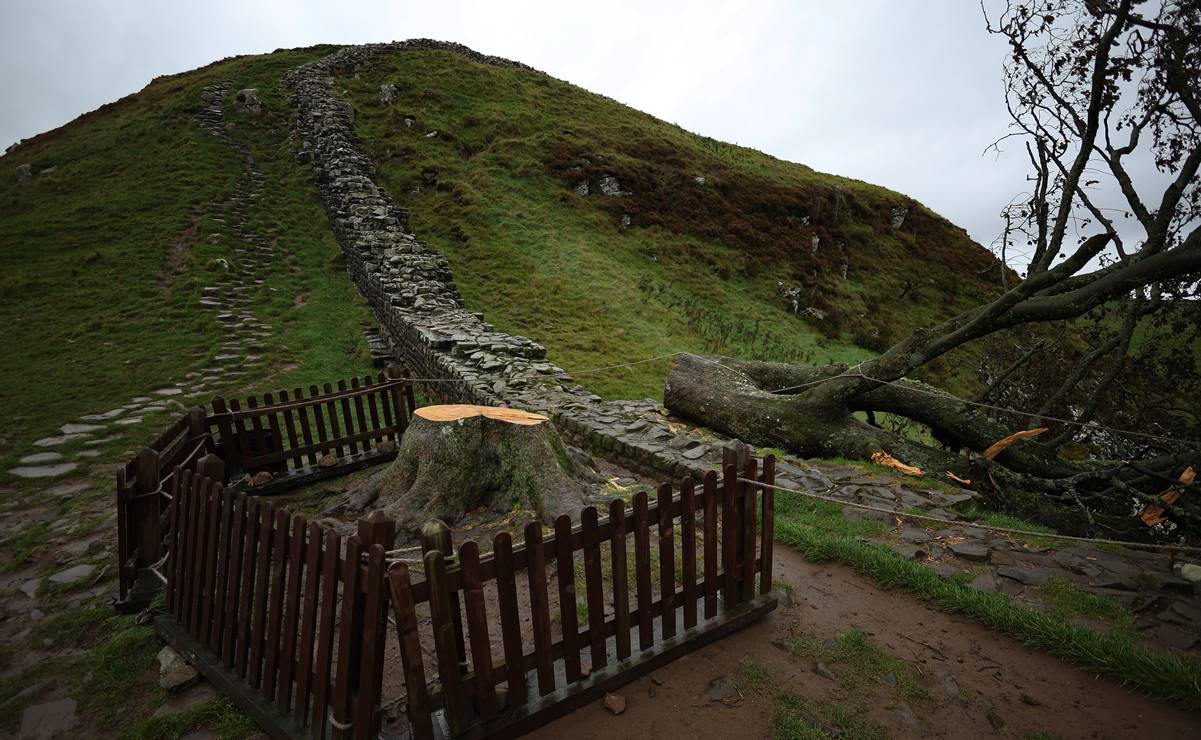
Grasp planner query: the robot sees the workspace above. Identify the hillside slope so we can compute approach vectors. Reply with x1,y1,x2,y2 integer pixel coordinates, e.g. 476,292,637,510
0,49,377,478
338,49,1003,399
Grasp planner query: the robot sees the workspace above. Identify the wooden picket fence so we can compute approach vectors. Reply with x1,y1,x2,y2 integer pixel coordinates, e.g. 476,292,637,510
153,449,778,739
115,367,416,607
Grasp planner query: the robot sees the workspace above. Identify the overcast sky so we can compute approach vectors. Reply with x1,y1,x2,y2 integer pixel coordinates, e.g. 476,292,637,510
1,0,1145,262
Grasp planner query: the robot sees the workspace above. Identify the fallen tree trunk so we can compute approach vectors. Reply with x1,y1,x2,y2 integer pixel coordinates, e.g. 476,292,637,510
347,404,587,532
663,353,1201,538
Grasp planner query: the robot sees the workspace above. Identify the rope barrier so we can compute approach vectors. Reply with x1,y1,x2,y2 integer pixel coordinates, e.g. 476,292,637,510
741,477,1201,555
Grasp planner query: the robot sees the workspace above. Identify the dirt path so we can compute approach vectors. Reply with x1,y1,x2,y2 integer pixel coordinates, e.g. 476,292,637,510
533,544,1199,740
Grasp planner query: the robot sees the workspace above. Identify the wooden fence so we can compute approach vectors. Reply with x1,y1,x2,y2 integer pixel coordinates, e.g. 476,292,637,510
116,367,416,607
153,449,777,739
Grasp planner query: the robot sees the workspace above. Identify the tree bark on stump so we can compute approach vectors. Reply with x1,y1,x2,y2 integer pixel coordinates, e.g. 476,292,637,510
347,405,587,532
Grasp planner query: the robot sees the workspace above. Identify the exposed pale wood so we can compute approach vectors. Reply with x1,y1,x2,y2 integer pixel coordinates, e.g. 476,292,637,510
414,404,549,426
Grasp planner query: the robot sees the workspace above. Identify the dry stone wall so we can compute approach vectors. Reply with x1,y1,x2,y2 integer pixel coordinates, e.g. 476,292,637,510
283,40,837,488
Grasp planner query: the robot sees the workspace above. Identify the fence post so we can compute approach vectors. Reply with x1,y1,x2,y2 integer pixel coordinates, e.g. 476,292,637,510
133,448,162,569
210,397,243,478
187,406,208,448
421,519,467,668
354,512,396,738
401,368,417,417
385,366,408,437
196,453,226,484
760,455,775,595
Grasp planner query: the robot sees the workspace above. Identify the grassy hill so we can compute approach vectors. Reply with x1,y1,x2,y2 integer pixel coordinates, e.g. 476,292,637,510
338,49,1002,400
0,48,377,480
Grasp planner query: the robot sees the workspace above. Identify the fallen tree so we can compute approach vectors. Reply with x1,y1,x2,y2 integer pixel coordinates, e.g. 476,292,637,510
666,0,1201,539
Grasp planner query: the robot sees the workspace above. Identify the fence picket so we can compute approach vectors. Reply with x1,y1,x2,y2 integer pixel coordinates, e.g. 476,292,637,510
702,471,718,620
166,473,182,615
760,456,775,595
388,563,433,740
350,378,370,454
323,382,344,458
364,375,383,445
554,514,582,682
236,498,260,677
221,493,247,667
742,457,758,601
493,532,527,708
681,477,698,630
330,536,363,738
657,484,676,640
209,485,234,650
262,392,283,470
310,385,331,458
293,388,318,466
524,522,555,695
294,523,322,725
608,498,631,660
277,515,307,713
425,548,466,736
338,380,358,455
188,474,210,633
264,509,290,700
459,540,497,722
582,507,607,669
248,502,276,689
310,530,341,737
200,480,222,645
721,464,737,609
354,544,387,740
278,390,303,468
633,490,653,650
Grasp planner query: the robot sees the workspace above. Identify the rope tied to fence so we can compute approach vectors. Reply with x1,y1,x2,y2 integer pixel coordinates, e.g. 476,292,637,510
741,477,1201,555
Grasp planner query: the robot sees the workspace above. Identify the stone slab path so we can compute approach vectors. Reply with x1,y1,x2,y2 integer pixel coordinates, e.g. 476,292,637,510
5,82,274,481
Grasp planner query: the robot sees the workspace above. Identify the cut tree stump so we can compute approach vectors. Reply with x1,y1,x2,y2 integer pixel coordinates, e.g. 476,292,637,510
347,404,588,532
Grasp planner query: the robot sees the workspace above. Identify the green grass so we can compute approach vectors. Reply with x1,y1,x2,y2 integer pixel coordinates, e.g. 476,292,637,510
772,493,1201,712
342,50,1001,400
789,629,926,701
1038,576,1135,633
122,697,258,740
736,657,887,740
961,506,1060,549
0,46,376,482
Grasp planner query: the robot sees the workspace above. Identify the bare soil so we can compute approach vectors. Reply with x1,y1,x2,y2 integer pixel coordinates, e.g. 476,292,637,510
531,545,1200,740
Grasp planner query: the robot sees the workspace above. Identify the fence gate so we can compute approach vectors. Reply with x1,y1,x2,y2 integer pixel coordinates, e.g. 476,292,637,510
387,452,777,739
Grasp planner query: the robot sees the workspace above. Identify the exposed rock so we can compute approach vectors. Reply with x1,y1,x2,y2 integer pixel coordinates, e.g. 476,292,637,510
19,698,77,739
18,452,63,465
1176,562,1201,582
890,205,908,228
9,463,78,479
948,542,990,562
158,646,200,692
48,563,95,585
60,423,105,435
379,83,398,105
597,174,627,196
15,163,32,182
235,88,261,113
603,692,626,715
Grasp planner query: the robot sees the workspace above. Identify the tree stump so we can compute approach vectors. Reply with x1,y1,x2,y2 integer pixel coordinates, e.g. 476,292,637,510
348,405,588,532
